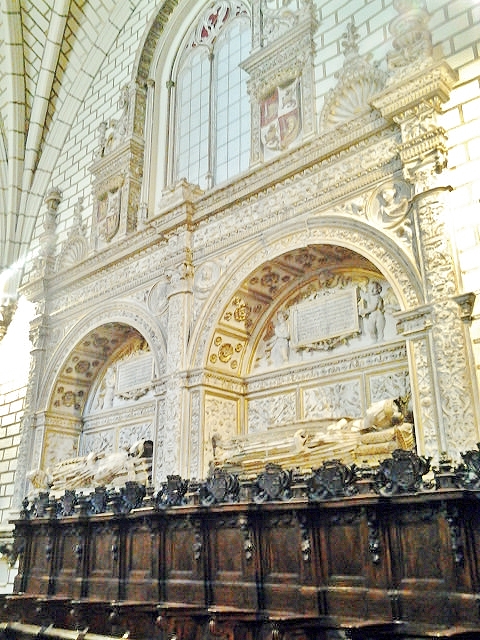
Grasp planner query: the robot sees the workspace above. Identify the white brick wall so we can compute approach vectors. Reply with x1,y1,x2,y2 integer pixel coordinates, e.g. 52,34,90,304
0,297,34,534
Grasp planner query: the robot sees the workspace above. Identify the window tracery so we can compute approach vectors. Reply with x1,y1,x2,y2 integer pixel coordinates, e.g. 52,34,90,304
169,0,252,191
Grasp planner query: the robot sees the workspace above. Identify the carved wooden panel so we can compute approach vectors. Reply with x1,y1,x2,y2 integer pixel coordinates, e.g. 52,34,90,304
7,485,480,638
388,502,457,626
163,515,205,606
86,521,120,601
53,522,85,599
260,509,317,616
124,515,159,602
206,511,258,612
22,523,54,596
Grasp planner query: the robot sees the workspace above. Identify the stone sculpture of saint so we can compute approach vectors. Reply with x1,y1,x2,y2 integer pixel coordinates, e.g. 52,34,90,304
265,310,291,366
358,281,385,342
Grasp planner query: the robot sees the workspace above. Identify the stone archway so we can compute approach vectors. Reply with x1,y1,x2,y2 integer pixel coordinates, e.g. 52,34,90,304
34,323,153,473
14,300,168,504
187,225,423,477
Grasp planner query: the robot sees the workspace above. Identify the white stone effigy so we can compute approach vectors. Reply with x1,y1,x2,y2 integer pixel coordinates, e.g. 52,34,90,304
27,440,152,495
213,399,414,476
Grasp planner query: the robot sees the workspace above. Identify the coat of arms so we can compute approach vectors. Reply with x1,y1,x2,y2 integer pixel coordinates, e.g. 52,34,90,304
260,78,301,152
97,188,121,242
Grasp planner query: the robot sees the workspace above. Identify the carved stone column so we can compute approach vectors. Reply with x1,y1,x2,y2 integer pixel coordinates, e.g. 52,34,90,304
162,242,195,478
11,309,49,509
408,185,478,457
373,60,479,459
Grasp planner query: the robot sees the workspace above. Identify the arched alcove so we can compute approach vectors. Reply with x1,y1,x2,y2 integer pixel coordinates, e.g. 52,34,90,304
188,233,422,477
36,322,158,474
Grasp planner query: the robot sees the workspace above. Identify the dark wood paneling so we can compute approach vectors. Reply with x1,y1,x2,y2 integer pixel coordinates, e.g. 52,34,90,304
6,489,480,639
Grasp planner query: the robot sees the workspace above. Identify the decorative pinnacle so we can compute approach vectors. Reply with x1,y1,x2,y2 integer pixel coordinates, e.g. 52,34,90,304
341,18,359,62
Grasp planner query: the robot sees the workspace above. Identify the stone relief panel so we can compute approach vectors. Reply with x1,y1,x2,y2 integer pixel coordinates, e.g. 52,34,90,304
242,0,317,163
189,390,201,479
247,391,296,433
366,180,413,248
79,431,115,456
43,432,78,471
119,423,153,449
368,369,410,404
88,342,154,413
204,394,238,474
303,381,362,421
253,274,400,371
153,397,167,487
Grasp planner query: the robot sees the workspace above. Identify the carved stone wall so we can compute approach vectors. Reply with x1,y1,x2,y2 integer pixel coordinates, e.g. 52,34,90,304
11,0,480,514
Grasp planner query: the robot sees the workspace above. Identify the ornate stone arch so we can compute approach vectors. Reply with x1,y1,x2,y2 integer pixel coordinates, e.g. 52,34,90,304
189,217,423,372
21,301,167,483
39,301,167,413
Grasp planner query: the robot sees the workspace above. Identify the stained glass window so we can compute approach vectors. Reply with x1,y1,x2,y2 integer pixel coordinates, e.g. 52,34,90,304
172,1,251,191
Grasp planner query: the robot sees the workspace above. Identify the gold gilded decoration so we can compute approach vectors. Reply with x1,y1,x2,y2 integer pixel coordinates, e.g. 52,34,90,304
231,296,250,323
219,343,234,363
214,336,222,346
210,354,218,363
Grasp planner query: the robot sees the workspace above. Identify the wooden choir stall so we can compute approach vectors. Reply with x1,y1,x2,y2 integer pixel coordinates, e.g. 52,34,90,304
2,440,480,640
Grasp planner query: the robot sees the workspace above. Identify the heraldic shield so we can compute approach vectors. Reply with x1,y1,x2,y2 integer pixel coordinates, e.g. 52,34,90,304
260,78,301,152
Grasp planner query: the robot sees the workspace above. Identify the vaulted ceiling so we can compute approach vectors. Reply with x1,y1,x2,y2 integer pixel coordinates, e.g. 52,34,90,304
0,1,139,301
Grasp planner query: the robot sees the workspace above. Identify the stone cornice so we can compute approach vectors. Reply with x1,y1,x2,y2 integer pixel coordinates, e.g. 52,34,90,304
370,60,458,121
22,111,397,311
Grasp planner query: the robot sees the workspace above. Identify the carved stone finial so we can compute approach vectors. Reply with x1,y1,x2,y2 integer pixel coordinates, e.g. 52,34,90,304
320,18,387,130
31,187,63,277
44,187,62,212
341,18,360,62
387,0,433,70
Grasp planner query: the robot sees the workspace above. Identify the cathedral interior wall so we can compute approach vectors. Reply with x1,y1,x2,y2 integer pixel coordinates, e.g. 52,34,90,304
0,0,480,594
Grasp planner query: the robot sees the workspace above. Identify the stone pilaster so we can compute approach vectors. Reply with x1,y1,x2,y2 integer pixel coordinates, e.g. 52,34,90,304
409,187,478,457
162,242,195,478
373,60,479,459
11,309,50,508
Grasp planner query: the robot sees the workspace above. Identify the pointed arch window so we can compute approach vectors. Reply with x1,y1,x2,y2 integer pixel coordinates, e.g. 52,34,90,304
170,1,251,191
